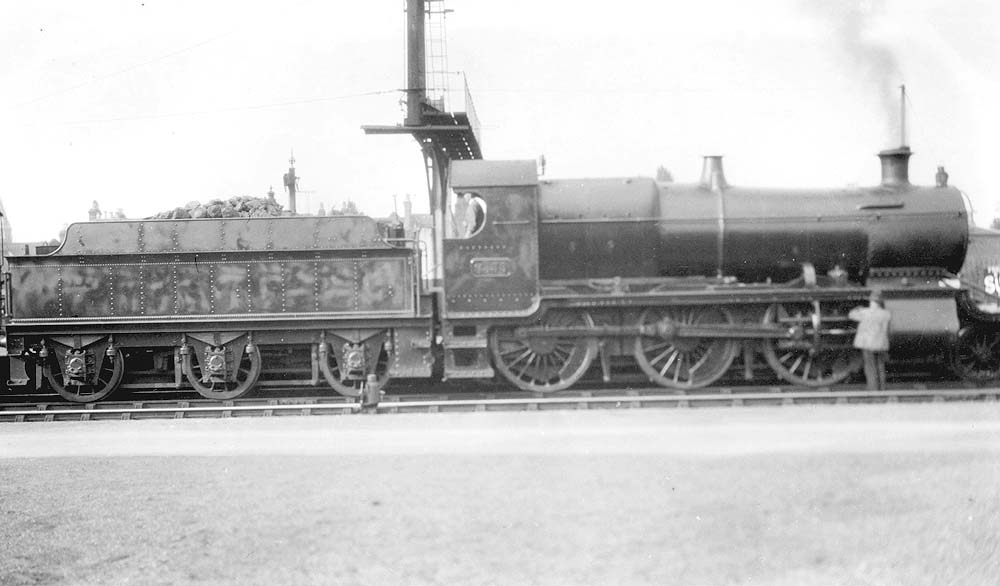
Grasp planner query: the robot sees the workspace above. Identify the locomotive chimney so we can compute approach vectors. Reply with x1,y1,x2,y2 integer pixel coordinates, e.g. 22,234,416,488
699,155,728,190
877,146,911,187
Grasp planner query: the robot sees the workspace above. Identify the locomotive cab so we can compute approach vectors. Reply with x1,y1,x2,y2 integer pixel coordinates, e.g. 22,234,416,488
441,160,541,318
437,160,541,381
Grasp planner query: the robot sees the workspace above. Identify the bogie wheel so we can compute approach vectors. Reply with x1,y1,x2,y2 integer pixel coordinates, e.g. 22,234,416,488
489,311,598,392
45,348,125,403
319,344,390,398
184,344,262,400
951,327,1000,383
761,303,862,386
633,306,739,389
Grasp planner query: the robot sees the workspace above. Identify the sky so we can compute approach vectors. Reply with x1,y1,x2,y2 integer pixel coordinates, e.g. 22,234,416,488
1,0,998,243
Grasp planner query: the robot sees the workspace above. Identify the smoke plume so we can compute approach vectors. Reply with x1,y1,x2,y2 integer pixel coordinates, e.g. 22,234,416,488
800,0,903,145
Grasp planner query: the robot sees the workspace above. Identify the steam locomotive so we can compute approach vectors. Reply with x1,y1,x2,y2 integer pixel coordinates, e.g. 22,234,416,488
1,144,995,402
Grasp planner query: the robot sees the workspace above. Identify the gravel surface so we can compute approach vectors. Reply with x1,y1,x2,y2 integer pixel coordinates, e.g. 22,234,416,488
2,404,999,586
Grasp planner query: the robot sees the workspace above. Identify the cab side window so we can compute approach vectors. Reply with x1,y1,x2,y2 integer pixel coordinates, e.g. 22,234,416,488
446,191,487,239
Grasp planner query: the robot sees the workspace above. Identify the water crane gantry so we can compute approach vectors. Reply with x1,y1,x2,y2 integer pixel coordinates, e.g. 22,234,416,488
362,0,482,282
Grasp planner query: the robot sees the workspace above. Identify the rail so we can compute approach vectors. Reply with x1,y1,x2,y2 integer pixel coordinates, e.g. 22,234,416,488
2,384,996,423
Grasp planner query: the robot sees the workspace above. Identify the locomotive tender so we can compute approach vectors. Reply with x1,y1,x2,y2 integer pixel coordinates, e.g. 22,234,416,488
2,216,433,401
0,145,993,401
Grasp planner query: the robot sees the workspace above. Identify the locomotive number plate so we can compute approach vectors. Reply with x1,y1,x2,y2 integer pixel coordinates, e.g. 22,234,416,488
470,257,513,278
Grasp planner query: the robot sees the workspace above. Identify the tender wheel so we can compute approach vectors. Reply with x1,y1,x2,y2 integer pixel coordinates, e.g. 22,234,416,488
183,344,262,400
761,303,862,386
951,327,1000,383
633,306,739,389
319,344,390,398
46,348,125,403
489,311,597,392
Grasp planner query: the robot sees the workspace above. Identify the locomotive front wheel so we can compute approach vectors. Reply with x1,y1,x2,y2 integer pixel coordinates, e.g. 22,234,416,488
45,348,125,403
951,327,1000,383
761,303,861,387
318,344,390,398
489,311,598,392
183,344,262,400
633,306,739,390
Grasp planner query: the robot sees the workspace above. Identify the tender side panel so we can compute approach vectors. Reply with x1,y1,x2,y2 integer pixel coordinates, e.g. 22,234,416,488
9,253,415,322
50,215,388,256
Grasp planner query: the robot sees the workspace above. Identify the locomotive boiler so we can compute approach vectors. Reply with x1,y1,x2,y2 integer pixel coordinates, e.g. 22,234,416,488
534,147,967,283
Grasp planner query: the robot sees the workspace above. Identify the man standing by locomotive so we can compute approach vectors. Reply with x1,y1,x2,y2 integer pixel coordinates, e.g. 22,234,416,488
849,291,891,390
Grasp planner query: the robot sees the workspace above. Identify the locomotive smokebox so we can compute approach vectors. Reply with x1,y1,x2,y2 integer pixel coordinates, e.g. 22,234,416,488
878,146,911,187
699,156,728,190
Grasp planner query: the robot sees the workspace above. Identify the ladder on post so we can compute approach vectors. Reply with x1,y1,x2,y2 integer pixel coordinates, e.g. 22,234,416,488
425,0,451,112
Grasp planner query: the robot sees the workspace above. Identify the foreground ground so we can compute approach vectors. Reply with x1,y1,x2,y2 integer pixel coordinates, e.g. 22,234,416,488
2,402,999,585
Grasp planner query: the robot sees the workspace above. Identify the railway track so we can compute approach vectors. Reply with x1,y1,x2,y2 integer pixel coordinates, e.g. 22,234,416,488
2,382,997,423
